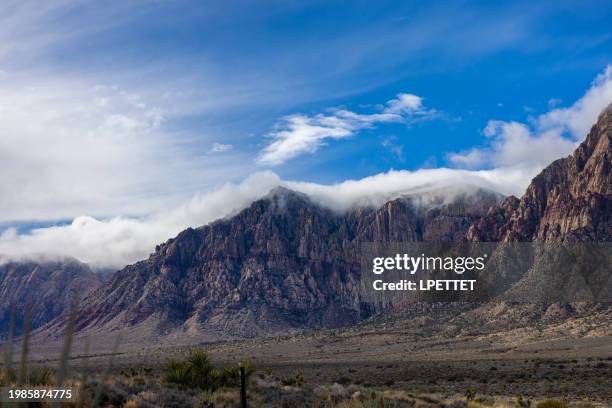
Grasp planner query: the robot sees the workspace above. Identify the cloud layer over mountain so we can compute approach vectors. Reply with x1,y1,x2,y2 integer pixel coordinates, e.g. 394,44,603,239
1,66,610,270
0,165,555,269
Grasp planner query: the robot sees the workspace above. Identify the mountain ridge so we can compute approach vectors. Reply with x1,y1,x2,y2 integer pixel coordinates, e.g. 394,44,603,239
40,186,501,338
10,104,612,341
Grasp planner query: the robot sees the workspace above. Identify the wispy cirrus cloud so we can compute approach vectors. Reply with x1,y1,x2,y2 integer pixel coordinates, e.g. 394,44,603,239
257,93,438,165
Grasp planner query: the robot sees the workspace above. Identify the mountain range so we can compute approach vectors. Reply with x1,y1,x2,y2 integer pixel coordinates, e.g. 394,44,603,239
1,103,610,342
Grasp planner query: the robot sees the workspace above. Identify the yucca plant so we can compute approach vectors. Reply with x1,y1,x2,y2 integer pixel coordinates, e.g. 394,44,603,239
163,349,253,391
188,349,215,389
164,359,192,386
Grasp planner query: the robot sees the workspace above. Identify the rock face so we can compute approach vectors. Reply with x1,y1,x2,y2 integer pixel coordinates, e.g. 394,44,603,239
68,188,500,337
35,104,612,339
0,258,102,338
469,104,612,305
468,103,611,242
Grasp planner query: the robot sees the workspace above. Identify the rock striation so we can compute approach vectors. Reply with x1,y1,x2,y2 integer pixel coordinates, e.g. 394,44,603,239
468,103,611,242
67,188,501,337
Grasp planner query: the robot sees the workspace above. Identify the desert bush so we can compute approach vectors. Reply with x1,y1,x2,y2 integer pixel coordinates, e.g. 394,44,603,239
464,388,476,401
535,400,568,408
163,349,252,391
281,372,304,387
188,350,216,390
165,360,192,386
335,376,351,385
473,395,494,406
0,368,16,386
208,388,241,407
516,395,532,407
27,366,54,385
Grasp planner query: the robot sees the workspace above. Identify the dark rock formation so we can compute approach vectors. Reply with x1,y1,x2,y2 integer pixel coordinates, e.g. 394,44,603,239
470,104,612,304
65,188,500,337
468,103,611,242
34,104,612,339
0,258,102,338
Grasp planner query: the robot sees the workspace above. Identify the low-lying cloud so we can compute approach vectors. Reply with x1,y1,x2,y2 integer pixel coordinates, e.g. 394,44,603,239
0,165,534,270
2,68,610,271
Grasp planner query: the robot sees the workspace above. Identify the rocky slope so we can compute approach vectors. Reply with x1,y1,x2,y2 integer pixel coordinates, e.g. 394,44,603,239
467,103,611,242
466,104,612,305
59,188,500,338
0,258,102,338
36,104,612,340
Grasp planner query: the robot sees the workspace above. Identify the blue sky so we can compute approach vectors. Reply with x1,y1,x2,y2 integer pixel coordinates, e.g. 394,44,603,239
0,0,611,267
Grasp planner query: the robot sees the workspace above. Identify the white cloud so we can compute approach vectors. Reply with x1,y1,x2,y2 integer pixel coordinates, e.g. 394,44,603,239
0,172,282,269
547,98,562,108
385,93,425,114
0,164,537,270
257,93,438,165
0,73,251,221
209,143,233,153
286,167,531,212
448,65,612,170
447,148,488,168
381,136,405,162
538,65,612,138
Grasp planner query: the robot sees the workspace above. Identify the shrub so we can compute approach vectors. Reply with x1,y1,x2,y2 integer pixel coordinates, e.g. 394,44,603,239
188,350,215,390
0,368,16,386
334,376,351,385
474,395,494,406
27,367,54,386
164,360,192,387
516,395,532,407
280,373,304,387
163,349,252,391
536,400,568,408
464,388,476,401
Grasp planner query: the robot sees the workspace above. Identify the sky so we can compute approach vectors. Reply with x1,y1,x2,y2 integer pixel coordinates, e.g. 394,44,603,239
0,0,611,268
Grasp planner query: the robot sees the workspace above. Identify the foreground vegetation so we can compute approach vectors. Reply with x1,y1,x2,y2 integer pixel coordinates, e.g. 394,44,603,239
0,306,608,407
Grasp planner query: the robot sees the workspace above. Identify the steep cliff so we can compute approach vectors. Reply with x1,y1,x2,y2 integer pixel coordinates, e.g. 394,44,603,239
468,103,611,242
64,188,499,337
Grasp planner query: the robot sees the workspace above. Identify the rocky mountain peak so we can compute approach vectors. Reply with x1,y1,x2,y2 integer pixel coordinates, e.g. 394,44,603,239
29,106,611,340
468,104,611,242
41,184,500,339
